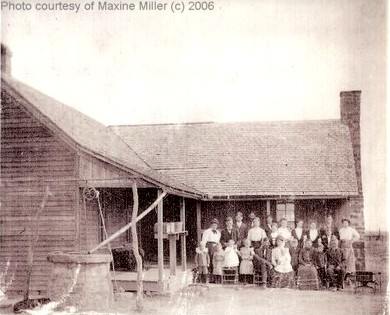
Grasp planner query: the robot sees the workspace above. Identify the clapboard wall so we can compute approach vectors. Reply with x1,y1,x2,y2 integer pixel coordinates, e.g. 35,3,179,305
0,89,78,296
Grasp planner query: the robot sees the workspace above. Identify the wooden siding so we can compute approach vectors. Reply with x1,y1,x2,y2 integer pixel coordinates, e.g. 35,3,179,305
0,90,77,296
79,155,154,188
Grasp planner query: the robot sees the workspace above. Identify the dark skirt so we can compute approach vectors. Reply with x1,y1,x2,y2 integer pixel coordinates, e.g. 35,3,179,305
272,270,294,288
297,265,319,290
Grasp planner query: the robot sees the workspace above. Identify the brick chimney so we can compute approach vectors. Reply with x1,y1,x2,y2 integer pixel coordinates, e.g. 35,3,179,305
1,43,12,75
340,90,363,195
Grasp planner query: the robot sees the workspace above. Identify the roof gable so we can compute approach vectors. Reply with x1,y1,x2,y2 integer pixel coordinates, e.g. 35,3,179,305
1,76,203,197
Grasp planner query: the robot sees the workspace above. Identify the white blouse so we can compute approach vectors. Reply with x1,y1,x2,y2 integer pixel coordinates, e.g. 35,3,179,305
339,226,360,242
308,229,318,241
247,227,267,242
202,228,221,243
277,227,292,241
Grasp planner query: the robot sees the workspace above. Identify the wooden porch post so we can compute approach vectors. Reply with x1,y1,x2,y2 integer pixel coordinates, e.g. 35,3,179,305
196,201,202,244
180,198,187,271
266,200,271,216
157,189,164,284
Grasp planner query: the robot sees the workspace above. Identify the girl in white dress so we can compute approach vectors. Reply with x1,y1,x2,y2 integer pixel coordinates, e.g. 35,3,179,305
224,240,240,268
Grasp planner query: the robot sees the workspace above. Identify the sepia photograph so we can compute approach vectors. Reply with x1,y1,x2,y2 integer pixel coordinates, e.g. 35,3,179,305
0,0,387,314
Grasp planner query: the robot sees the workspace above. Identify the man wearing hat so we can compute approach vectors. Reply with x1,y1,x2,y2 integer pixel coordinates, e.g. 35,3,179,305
234,212,248,248
220,216,239,248
201,218,221,281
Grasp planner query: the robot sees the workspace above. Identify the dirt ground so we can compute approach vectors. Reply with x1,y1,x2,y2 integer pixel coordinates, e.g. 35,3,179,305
1,238,388,315
1,284,387,315
114,285,388,315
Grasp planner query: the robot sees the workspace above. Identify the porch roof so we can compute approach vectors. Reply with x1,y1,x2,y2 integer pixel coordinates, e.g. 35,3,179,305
110,121,359,198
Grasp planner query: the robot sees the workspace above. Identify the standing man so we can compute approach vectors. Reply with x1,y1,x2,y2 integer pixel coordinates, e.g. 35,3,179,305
320,214,340,251
248,212,257,227
201,218,221,282
220,216,239,248
264,215,273,238
291,219,306,248
234,211,248,248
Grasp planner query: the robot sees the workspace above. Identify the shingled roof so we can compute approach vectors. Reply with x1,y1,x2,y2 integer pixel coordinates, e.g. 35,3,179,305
1,76,203,198
110,121,359,198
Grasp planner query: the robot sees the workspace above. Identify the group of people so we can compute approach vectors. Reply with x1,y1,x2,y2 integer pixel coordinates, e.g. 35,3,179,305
195,212,360,291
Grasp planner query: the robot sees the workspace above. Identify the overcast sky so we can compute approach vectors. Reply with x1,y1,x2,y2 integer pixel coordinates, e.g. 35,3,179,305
1,0,387,230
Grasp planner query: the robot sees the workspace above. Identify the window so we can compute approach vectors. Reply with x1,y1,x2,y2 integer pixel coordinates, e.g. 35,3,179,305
276,201,295,228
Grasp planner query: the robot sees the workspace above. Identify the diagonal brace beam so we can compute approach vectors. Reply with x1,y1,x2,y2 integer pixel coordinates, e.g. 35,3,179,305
88,191,167,254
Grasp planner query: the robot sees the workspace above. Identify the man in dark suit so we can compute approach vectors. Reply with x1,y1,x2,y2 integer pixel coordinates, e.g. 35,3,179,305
234,211,248,248
326,238,345,290
220,216,238,248
291,219,306,248
319,215,340,250
253,237,273,288
264,215,273,238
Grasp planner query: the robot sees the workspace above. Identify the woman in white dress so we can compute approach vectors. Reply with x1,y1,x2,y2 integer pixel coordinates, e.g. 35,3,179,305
339,218,360,275
271,236,294,288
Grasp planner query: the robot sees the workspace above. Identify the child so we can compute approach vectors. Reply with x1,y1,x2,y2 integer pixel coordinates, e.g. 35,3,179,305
239,239,255,284
315,243,327,287
289,238,300,275
270,223,279,248
195,241,210,283
224,240,240,268
212,243,224,284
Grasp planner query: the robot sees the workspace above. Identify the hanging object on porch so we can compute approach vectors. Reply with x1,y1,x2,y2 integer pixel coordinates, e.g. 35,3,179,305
83,186,99,201
82,186,119,294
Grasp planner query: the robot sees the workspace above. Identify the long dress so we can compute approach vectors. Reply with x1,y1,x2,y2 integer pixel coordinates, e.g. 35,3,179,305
224,246,239,268
297,247,319,290
271,247,294,288
239,247,254,275
339,226,360,273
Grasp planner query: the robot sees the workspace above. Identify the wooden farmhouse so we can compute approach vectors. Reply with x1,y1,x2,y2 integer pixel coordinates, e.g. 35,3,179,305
1,43,365,297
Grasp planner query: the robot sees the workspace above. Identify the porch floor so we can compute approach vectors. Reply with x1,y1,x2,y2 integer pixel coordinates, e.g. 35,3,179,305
111,266,193,293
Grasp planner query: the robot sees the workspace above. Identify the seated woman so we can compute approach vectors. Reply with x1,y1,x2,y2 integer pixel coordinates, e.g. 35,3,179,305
297,239,319,290
271,236,294,288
